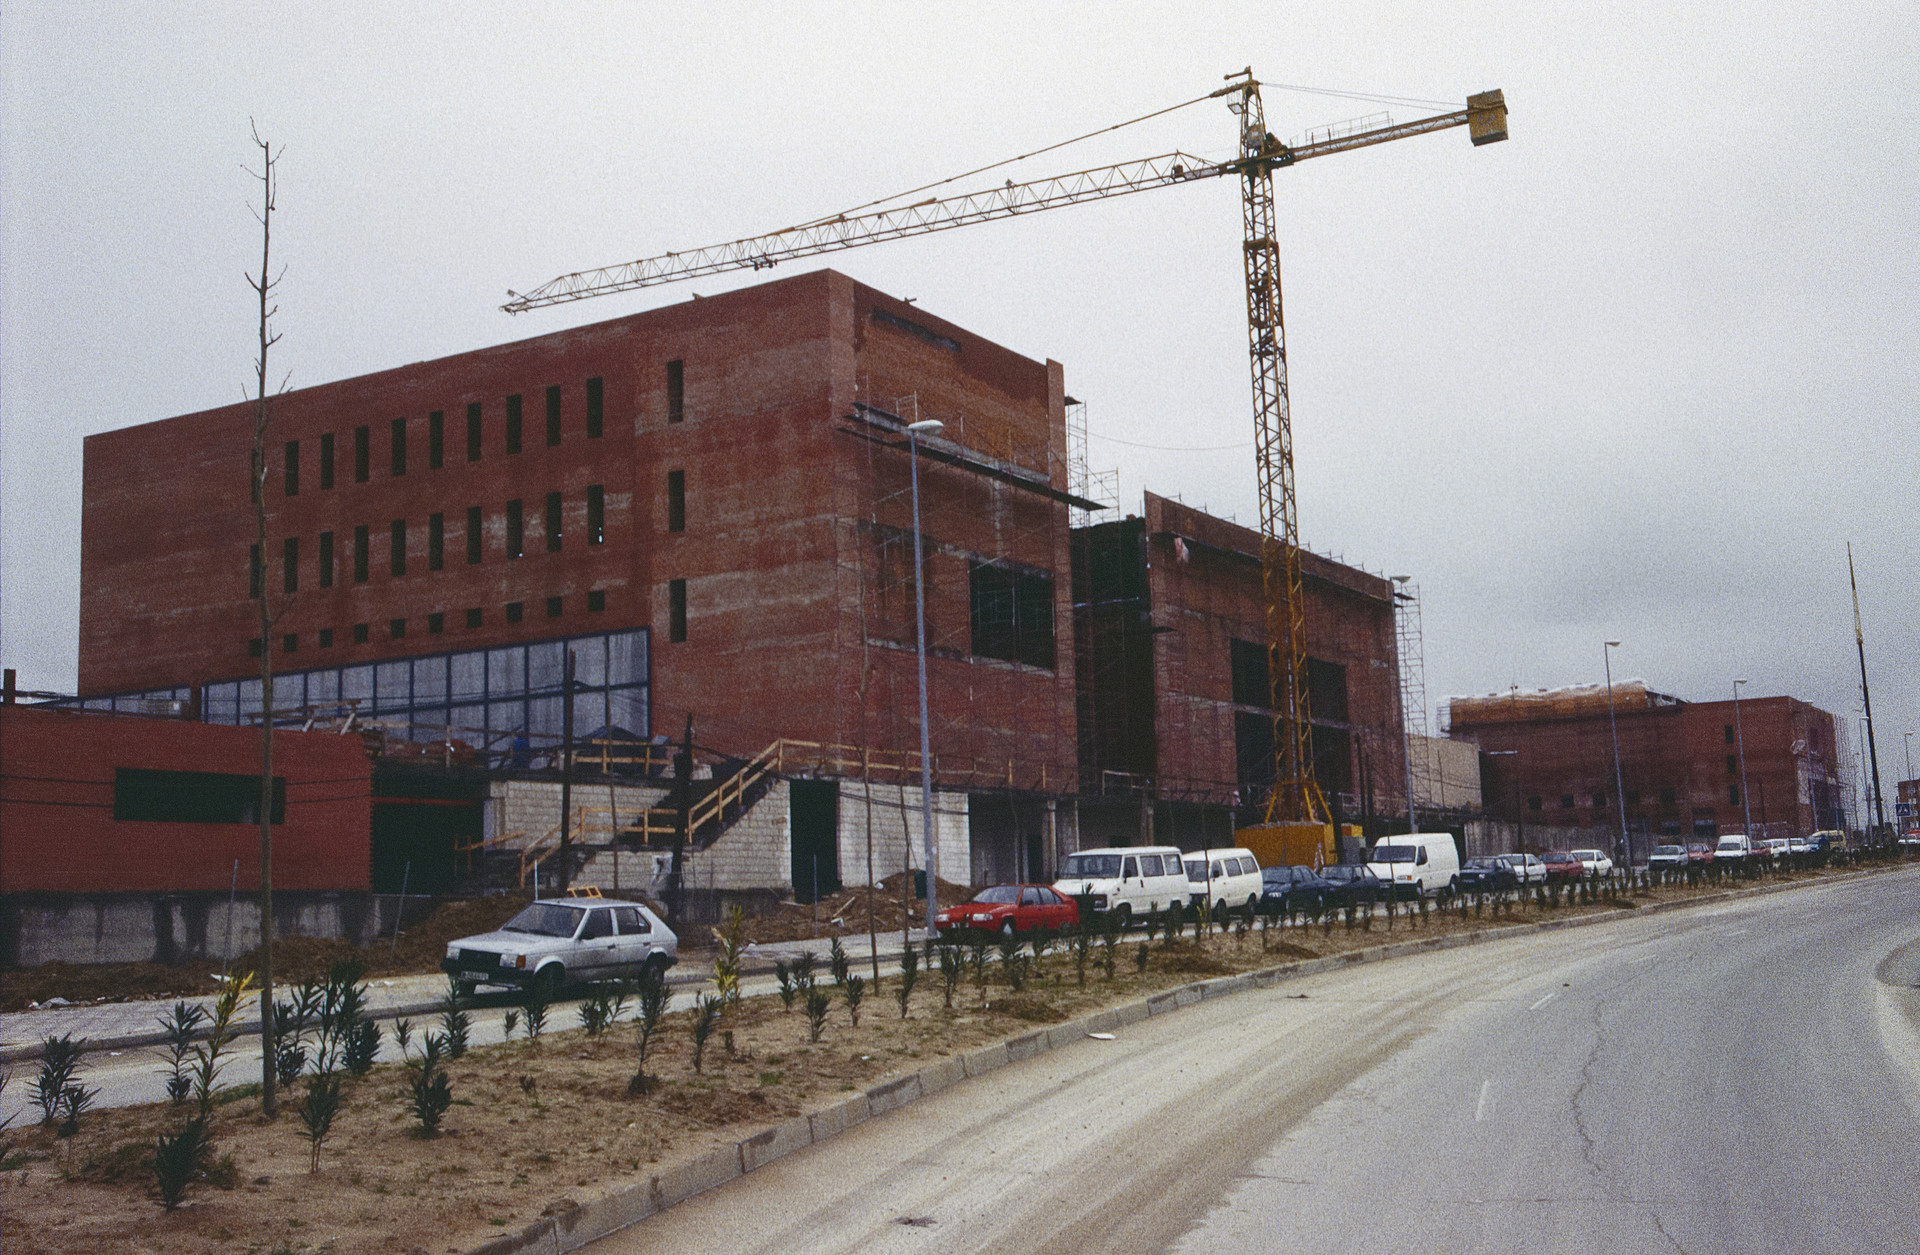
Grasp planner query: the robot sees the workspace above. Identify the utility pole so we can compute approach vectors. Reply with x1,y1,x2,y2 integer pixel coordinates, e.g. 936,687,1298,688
1847,544,1889,843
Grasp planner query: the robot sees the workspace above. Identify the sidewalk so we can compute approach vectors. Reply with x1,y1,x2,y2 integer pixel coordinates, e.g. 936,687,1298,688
0,927,930,1063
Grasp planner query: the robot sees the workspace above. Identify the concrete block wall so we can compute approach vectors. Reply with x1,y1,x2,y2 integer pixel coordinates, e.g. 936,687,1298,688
488,778,671,849
833,781,970,890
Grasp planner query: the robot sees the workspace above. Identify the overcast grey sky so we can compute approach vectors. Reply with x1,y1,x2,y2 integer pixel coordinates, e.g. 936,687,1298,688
4,2,1915,808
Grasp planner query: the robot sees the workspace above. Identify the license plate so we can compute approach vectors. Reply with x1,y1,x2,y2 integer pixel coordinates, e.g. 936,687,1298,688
460,971,490,983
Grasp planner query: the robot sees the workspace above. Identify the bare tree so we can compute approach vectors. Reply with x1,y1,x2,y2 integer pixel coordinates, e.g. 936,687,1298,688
246,122,288,1120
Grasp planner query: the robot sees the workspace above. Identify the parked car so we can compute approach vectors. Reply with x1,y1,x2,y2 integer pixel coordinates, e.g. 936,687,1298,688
1258,865,1333,916
1686,842,1716,866
1455,855,1520,893
1759,837,1792,863
1714,833,1753,862
1317,864,1384,908
1053,846,1190,925
934,884,1079,939
443,897,677,999
1647,844,1690,873
1183,847,1264,918
1786,837,1810,856
1568,848,1615,877
1506,852,1548,886
1365,832,1462,901
1539,851,1584,883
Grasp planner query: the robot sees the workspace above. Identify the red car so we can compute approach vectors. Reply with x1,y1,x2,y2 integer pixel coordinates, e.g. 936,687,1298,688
934,885,1080,939
1538,851,1584,883
1686,842,1716,866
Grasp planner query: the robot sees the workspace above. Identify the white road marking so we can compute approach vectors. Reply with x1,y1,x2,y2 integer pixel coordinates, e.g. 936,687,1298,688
1528,991,1558,1011
1475,1078,1492,1122
1725,928,1750,937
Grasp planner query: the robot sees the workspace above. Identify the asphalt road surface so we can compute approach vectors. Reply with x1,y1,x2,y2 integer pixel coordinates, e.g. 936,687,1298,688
598,867,1920,1254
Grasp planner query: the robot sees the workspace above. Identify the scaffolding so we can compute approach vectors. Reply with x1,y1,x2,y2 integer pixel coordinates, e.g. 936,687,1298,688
1395,581,1432,815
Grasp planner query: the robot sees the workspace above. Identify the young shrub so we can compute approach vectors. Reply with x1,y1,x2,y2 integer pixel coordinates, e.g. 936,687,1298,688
56,1082,97,1138
152,1116,211,1212
295,1070,344,1173
713,905,748,1006
629,968,671,1096
34,1034,83,1126
502,1010,520,1040
403,1033,453,1136
843,974,866,1028
523,979,551,1041
996,934,1028,992
1029,931,1053,974
690,995,723,1073
1100,922,1120,980
438,977,474,1059
895,944,920,1018
775,960,798,1013
968,941,991,1003
1143,909,1160,946
274,1032,308,1090
829,936,851,988
156,1002,207,1107
392,1018,415,1056
804,988,832,1044
343,1017,381,1077
937,945,962,1010
578,986,617,1037
791,950,818,993
1072,915,1093,987
192,972,255,1119
1134,942,1151,974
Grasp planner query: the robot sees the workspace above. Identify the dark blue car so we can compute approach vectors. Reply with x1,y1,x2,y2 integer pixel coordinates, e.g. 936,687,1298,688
1259,865,1333,915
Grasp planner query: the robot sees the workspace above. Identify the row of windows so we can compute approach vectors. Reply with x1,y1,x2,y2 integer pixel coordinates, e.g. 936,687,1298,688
279,361,689,497
249,482,658,594
1524,786,1716,811
248,590,614,656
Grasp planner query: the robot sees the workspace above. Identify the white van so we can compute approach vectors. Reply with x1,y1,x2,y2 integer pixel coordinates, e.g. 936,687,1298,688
1366,832,1462,901
1182,847,1265,918
1054,846,1191,926
1714,833,1753,863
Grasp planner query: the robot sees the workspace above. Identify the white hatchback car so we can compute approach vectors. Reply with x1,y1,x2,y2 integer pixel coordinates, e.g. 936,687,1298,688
1568,848,1615,876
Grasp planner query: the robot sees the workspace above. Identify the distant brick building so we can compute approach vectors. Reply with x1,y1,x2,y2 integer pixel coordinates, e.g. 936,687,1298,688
1072,492,1406,845
1446,683,1846,856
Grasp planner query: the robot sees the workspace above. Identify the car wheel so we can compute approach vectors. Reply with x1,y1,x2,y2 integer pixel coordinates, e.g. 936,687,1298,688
999,919,1016,938
1113,904,1133,930
530,964,565,1003
641,953,669,983
452,980,477,1001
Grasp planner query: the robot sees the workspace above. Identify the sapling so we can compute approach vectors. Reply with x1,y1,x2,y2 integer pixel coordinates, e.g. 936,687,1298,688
1030,932,1053,974
791,950,818,993
1100,923,1119,980
775,960,798,1013
393,1018,415,1056
295,1070,344,1172
1143,910,1160,946
1134,943,1151,973
804,988,831,1043
997,934,1028,992
895,944,920,1018
578,986,617,1037
690,995,723,1072
34,1035,83,1126
713,905,748,1006
402,1033,453,1136
156,1002,206,1106
438,977,474,1058
1073,919,1092,987
56,1082,97,1137
829,936,851,988
968,942,991,1002
629,967,670,1095
843,974,866,1028
191,972,254,1119
938,946,962,1009
523,979,551,1040
151,1117,209,1211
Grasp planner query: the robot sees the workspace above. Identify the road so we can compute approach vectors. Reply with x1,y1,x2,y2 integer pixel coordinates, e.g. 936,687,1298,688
595,867,1920,1254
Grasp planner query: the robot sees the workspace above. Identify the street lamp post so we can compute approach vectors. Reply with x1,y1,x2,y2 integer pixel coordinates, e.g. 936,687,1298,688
1603,641,1629,867
1391,576,1416,834
907,418,944,936
1733,679,1754,840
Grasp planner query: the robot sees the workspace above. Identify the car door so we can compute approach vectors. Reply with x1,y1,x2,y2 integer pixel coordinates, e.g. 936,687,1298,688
611,905,653,976
574,906,620,981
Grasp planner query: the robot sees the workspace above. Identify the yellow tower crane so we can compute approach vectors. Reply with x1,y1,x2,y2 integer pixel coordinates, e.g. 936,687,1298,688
503,71,1508,850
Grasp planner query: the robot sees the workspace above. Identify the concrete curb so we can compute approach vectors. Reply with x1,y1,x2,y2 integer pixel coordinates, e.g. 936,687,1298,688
455,864,1890,1255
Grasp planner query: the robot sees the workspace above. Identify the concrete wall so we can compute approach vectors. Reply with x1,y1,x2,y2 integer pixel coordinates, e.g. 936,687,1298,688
2,891,402,967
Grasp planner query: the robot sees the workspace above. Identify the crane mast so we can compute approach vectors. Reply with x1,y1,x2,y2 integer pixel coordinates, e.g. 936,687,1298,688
502,74,1507,832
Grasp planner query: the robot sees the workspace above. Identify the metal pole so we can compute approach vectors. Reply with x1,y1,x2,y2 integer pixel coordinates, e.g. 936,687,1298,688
1848,544,1890,843
1603,642,1629,867
221,858,239,982
908,419,944,935
1392,578,1416,835
390,860,411,961
1733,680,1754,839
557,649,575,895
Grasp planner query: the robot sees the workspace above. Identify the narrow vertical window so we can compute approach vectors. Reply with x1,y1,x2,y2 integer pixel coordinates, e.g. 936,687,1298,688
506,499,523,558
545,385,562,447
466,402,482,462
390,617,407,640
284,440,300,496
249,544,262,598
283,634,298,654
319,628,334,648
667,469,686,533
545,491,562,552
428,612,444,635
546,595,563,619
465,608,482,629
283,537,299,594
353,622,369,644
587,484,605,544
586,376,603,439
428,410,444,469
353,525,370,582
668,578,687,641
666,360,684,423
466,505,482,565
319,432,335,489
391,418,407,476
587,589,606,612
318,530,334,588
505,395,522,454
428,512,445,571
354,426,370,483
390,519,407,577
505,601,524,624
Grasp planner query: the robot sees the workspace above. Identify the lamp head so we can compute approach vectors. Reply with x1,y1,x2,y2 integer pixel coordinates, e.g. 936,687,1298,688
1604,640,1620,648
906,419,944,436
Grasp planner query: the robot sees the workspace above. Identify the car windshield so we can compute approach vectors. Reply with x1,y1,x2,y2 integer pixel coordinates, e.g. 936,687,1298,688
1542,852,1572,862
1185,860,1207,881
1570,850,1600,860
1654,845,1684,856
1262,867,1296,884
972,886,1021,905
1371,846,1417,863
502,904,582,938
1322,867,1359,882
1060,854,1122,879
1465,858,1500,869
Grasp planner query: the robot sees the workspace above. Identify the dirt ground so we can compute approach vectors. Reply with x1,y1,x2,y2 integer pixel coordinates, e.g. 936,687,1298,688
0,865,1885,1255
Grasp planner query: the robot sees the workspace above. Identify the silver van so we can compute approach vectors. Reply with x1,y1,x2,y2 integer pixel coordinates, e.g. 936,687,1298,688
1053,845,1190,926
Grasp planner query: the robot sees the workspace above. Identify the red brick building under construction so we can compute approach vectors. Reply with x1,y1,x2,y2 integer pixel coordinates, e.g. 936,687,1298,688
67,269,1407,903
1446,682,1847,858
